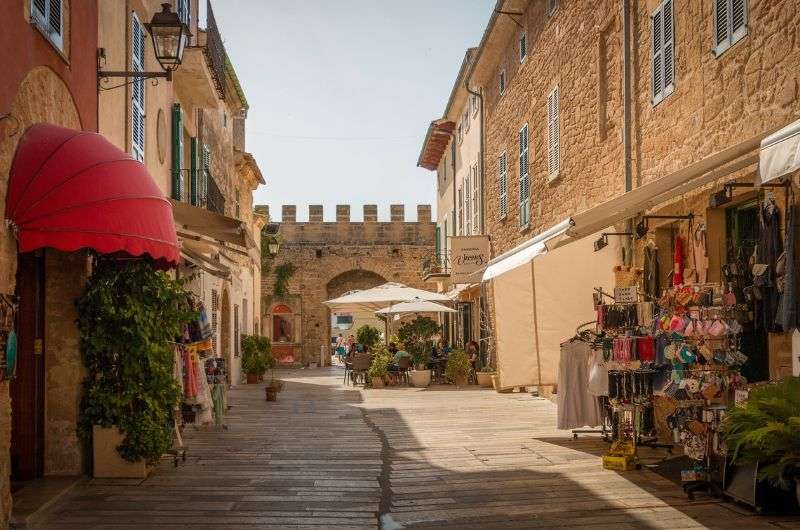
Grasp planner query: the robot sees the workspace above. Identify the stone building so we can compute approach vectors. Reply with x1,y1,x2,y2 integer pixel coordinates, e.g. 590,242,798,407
417,48,488,352
98,0,265,386
0,0,99,524
461,0,800,389
260,205,435,365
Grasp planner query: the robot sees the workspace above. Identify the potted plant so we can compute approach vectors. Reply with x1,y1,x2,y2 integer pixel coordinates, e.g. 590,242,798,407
722,376,800,505
398,317,440,388
477,367,496,388
242,353,266,384
242,335,274,385
445,349,471,387
368,349,391,388
356,324,381,351
77,260,194,478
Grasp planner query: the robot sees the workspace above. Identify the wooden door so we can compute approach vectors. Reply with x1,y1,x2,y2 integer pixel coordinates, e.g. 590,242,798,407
10,251,45,481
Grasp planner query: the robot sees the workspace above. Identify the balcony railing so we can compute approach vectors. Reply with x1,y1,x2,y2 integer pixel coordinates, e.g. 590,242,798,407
422,251,451,279
206,174,226,215
204,0,226,99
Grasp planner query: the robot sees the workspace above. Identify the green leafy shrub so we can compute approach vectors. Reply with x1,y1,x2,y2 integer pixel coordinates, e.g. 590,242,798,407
478,366,496,373
77,260,195,464
356,324,381,350
445,349,471,382
397,316,440,369
721,376,800,489
241,334,274,376
368,348,391,382
274,263,296,296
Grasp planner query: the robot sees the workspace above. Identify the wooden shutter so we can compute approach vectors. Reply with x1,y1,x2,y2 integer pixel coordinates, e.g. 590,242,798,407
171,104,183,200
519,124,529,227
131,13,146,161
435,226,441,257
202,145,211,204
547,0,558,16
31,0,63,49
190,137,198,205
547,87,560,179
465,174,472,236
472,163,479,233
499,152,508,219
715,0,747,56
651,1,674,105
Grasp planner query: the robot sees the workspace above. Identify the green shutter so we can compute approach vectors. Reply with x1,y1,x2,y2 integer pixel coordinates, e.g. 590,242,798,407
171,103,183,200
202,145,210,203
435,226,441,256
190,137,198,205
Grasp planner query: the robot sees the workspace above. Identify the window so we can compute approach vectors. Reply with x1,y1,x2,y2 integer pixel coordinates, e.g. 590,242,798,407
465,174,472,236
235,188,241,218
471,94,479,116
547,87,560,180
518,124,530,228
243,299,248,336
519,32,527,62
463,109,470,132
31,0,63,51
131,12,146,162
651,0,675,106
714,0,747,56
234,304,240,357
547,0,558,17
171,104,183,200
498,70,506,96
498,152,508,219
201,145,211,204
459,185,465,235
471,163,480,233
176,0,190,24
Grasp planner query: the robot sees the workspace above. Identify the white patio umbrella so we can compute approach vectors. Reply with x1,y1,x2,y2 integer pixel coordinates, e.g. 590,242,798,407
323,282,450,312
375,298,457,316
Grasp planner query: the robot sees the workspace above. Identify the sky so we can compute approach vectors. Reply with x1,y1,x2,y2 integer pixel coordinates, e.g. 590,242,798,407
211,0,496,222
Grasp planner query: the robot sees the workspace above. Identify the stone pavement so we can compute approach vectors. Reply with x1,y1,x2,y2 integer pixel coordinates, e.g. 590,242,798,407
34,367,800,529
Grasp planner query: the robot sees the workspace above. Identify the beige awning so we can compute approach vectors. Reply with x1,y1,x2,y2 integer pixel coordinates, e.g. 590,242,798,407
171,199,250,249
180,243,231,280
760,119,800,185
548,126,788,250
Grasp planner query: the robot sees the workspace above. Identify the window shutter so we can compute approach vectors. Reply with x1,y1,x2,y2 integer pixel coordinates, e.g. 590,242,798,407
519,124,529,227
714,0,729,49
190,137,198,205
171,104,183,200
547,0,558,16
47,0,61,35
31,0,46,21
435,226,441,257
519,33,527,61
465,174,472,235
499,152,508,219
731,0,747,38
547,87,560,179
662,0,674,93
472,163,479,233
31,0,62,49
201,145,211,204
651,7,664,103
131,13,146,161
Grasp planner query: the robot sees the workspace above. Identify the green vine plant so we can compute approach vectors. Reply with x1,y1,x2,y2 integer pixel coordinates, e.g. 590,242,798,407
76,259,196,465
274,262,296,297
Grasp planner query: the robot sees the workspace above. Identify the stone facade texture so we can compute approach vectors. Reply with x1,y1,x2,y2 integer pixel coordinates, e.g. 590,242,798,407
261,205,435,365
476,0,800,259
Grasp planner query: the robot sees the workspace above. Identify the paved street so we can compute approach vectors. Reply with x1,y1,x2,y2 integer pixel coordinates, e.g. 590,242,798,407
35,368,800,529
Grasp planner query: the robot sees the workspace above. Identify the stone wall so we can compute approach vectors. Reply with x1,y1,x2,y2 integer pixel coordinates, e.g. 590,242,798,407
477,0,800,258
261,205,435,364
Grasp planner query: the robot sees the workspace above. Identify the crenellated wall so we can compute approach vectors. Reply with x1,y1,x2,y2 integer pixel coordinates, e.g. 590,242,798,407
260,204,435,365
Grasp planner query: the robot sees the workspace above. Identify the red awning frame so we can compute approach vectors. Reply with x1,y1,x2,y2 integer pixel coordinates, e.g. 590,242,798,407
5,123,180,266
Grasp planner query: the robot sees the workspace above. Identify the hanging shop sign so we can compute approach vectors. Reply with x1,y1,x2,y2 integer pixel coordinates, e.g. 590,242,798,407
450,236,490,284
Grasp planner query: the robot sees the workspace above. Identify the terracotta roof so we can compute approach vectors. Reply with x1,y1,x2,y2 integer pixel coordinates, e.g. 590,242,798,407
416,120,455,171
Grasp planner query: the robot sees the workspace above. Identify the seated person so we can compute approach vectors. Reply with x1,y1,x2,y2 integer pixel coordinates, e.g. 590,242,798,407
387,346,412,384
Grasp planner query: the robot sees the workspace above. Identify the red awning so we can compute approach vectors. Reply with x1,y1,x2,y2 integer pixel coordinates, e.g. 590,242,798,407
6,124,180,266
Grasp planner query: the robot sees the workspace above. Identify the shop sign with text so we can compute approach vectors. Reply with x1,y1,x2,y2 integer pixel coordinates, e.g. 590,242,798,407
449,236,490,283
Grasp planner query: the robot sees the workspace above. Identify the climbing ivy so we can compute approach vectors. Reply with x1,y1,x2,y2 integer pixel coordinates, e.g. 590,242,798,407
77,259,196,464
274,262,296,297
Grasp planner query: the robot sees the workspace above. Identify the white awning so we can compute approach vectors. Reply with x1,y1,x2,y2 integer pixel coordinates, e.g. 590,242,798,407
375,298,456,315
482,220,571,281
759,119,800,185
323,282,451,312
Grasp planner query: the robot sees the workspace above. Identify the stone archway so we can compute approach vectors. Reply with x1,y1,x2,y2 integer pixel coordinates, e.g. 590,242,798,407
325,269,386,362
220,289,231,383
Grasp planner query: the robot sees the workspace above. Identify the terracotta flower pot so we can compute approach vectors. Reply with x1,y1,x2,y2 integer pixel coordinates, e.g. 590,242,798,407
372,377,385,388
410,369,431,387
477,372,494,388
265,388,277,401
246,373,258,384
455,374,468,387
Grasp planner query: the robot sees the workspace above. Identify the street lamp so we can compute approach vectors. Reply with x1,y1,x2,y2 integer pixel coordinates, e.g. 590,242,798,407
97,3,191,87
267,240,280,256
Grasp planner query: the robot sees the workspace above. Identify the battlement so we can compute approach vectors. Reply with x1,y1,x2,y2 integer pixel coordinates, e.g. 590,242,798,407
265,204,435,246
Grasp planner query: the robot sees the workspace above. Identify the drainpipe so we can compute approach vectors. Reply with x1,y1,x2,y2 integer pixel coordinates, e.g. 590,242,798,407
465,81,485,235
622,0,633,265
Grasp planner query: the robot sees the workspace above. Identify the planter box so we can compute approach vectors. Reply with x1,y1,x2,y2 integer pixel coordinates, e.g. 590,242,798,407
410,369,431,388
454,375,468,387
477,372,495,388
372,377,385,388
92,425,152,479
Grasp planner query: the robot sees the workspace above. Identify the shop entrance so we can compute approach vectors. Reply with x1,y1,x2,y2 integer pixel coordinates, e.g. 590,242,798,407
220,289,231,383
10,251,46,482
457,302,472,347
726,200,769,381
